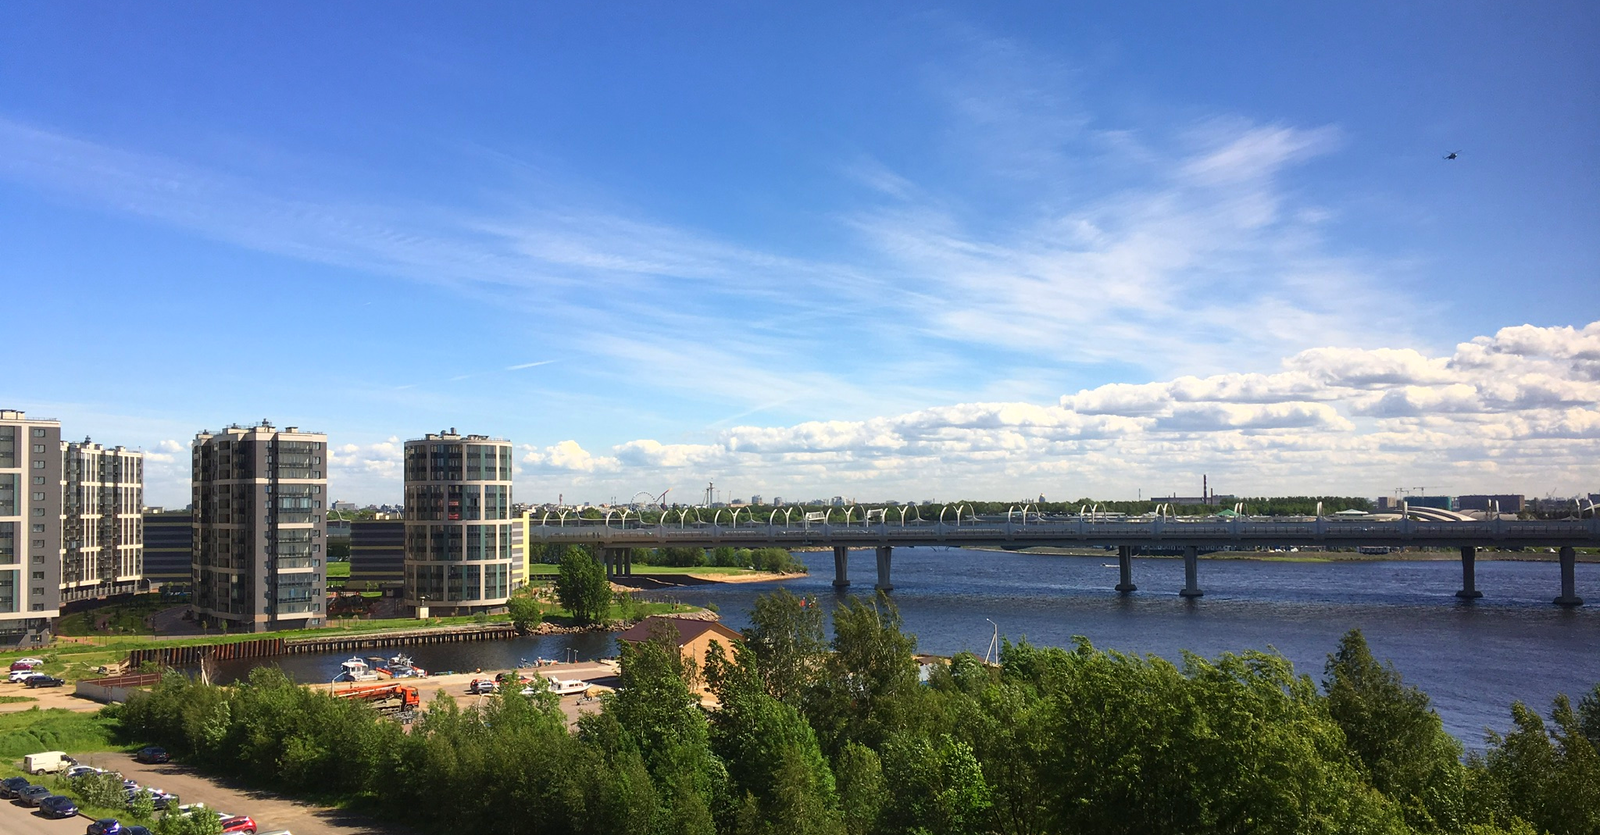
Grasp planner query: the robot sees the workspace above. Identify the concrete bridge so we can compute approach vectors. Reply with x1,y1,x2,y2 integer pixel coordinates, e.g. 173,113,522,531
527,515,1600,606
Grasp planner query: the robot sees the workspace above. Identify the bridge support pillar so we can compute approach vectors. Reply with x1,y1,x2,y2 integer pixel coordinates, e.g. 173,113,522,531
832,546,850,589
1115,545,1136,593
1456,546,1483,599
875,546,894,592
1179,546,1203,598
623,548,633,577
1555,546,1583,606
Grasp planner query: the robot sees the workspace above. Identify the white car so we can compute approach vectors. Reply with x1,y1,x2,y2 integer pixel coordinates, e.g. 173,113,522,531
9,669,45,683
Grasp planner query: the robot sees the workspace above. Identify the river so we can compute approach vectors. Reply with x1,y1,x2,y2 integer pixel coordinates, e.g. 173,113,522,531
215,546,1598,745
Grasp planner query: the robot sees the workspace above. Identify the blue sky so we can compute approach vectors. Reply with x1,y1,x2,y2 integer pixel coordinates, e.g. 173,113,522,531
2,2,1597,507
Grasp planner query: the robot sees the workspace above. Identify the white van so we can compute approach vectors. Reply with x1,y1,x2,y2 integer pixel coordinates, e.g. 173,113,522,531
24,751,75,774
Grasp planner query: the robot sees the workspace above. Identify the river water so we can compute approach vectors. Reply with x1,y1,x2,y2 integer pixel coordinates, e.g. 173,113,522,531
215,547,1598,745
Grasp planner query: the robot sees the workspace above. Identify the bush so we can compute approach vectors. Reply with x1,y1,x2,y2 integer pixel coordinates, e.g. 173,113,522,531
751,547,804,573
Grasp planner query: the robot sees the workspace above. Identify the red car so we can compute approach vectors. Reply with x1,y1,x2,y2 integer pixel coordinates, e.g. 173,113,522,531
220,815,256,834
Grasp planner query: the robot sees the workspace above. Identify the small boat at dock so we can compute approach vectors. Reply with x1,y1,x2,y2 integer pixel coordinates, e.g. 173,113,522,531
338,656,381,682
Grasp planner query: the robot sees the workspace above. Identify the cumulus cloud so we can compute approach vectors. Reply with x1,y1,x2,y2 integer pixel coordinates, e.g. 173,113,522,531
508,321,1600,502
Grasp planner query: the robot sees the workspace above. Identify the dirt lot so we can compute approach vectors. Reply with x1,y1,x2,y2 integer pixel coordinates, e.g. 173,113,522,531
3,753,405,835
0,682,99,714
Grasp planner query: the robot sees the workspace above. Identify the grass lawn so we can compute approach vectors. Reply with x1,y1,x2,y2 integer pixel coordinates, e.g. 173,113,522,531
327,561,352,579
0,707,122,760
0,695,37,705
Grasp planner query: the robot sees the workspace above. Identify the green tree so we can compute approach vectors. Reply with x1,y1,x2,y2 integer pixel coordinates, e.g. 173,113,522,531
507,594,542,632
705,640,843,835
1472,694,1600,835
1010,638,1406,835
880,733,993,835
744,588,827,705
835,742,887,835
128,788,158,821
70,770,127,808
657,546,708,567
808,592,920,753
1577,683,1600,751
556,548,611,624
1324,629,1468,830
156,808,224,835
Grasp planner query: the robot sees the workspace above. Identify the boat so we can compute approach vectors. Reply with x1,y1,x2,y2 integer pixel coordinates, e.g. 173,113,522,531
532,675,589,696
337,656,381,682
387,653,427,678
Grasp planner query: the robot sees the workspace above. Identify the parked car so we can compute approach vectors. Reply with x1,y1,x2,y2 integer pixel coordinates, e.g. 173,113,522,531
41,794,81,818
0,775,32,798
126,787,176,810
87,819,125,835
66,764,107,779
467,679,498,694
134,745,169,764
26,674,65,688
10,657,44,670
9,668,44,683
19,784,55,806
220,815,258,834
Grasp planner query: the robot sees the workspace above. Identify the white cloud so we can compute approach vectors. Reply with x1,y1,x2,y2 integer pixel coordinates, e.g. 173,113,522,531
508,321,1600,502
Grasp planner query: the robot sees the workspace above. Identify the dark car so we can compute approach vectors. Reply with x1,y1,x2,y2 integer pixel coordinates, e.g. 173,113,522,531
0,775,31,798
18,784,54,806
41,794,80,818
25,675,65,688
134,746,169,764
87,819,125,835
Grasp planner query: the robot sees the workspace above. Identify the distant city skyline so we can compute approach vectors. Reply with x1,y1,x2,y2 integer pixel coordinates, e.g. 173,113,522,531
2,4,1596,507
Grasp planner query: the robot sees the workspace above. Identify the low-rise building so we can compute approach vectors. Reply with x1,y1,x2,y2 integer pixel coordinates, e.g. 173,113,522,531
615,616,744,695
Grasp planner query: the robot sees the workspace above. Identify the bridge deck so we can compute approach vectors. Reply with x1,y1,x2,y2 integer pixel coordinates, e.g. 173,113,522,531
526,518,1600,550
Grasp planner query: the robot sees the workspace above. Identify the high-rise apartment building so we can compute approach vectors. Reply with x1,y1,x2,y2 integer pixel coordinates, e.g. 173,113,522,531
60,439,144,602
192,422,328,632
350,519,404,591
403,429,516,615
0,410,62,642
140,509,193,585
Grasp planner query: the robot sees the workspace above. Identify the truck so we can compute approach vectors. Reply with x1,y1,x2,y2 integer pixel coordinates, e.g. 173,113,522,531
330,682,420,717
24,751,75,774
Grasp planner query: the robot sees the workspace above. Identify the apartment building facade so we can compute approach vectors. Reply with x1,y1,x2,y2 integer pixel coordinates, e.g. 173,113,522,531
0,410,62,643
403,429,516,615
60,439,144,602
192,422,328,632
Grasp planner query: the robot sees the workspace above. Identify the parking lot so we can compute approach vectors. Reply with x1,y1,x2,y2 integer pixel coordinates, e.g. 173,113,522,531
5,753,414,835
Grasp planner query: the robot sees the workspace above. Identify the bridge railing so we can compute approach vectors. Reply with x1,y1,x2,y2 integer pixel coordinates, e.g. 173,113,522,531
523,516,1600,546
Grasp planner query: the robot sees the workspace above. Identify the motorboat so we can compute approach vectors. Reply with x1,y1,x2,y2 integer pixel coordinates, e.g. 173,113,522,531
387,652,426,677
337,656,381,682
541,676,590,696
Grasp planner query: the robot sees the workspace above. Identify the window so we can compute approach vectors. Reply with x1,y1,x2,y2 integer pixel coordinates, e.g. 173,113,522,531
31,571,43,580
31,492,45,501
32,428,45,437
33,460,46,469
32,444,45,453
32,477,43,485
31,524,43,532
